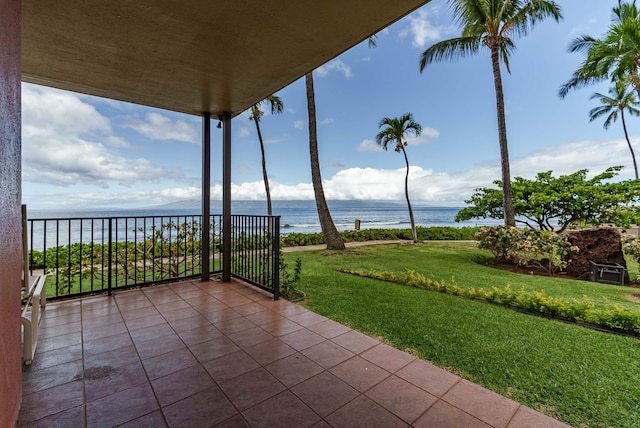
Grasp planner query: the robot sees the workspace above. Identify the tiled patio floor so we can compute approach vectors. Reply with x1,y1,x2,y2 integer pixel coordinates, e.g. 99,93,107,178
18,279,570,427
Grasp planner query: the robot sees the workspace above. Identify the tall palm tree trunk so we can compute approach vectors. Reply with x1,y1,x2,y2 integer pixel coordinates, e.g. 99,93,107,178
253,118,273,215
621,109,639,179
400,145,418,243
490,45,516,227
305,72,345,250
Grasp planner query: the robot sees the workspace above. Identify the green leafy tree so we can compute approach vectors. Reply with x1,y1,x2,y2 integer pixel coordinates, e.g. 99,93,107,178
376,113,422,243
249,95,284,216
560,1,640,99
589,81,640,179
420,0,562,227
456,166,640,232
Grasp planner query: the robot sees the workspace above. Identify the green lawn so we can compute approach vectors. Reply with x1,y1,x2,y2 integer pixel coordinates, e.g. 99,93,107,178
286,242,640,428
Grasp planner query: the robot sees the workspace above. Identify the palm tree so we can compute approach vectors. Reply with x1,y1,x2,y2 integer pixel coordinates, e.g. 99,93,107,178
249,95,283,216
376,113,422,243
305,72,345,250
560,1,640,100
419,0,562,227
589,81,640,178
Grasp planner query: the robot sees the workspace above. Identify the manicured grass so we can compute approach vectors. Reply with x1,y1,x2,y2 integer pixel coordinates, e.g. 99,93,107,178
286,242,640,428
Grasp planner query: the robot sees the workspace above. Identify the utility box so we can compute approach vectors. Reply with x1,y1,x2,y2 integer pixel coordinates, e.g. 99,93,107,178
589,261,625,286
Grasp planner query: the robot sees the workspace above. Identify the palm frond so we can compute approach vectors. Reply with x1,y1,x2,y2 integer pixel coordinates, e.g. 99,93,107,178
419,36,482,72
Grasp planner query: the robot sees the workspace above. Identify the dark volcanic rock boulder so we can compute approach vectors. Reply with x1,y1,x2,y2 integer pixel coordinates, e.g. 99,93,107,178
565,227,629,283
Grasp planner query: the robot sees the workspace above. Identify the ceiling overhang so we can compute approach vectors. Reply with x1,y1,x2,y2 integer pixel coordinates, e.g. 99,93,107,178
22,0,430,116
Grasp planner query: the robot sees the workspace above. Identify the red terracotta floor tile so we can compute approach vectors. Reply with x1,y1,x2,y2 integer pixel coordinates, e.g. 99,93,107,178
22,360,84,395
151,365,216,407
127,322,174,344
233,302,269,316
307,319,351,339
86,382,159,427
162,386,238,427
329,356,391,393
124,313,167,331
142,347,199,380
365,375,438,424
120,305,160,321
37,331,82,353
18,380,84,424
17,404,84,428
325,395,407,428
260,318,304,336
330,330,379,354
83,331,134,357
82,313,124,329
176,324,224,346
188,336,240,363
27,343,82,372
40,312,81,327
280,328,326,351
243,390,320,428
301,340,355,369
167,314,213,333
360,343,416,373
214,316,258,334
202,350,260,383
219,368,286,411
264,353,324,387
161,306,201,322
38,321,82,339
396,359,460,397
118,410,167,427
442,379,520,428
244,309,285,325
214,414,251,428
242,337,297,365
226,325,274,348
507,405,572,428
84,361,148,402
291,371,360,418
83,343,141,371
134,332,185,360
287,311,328,327
203,307,244,323
413,399,492,428
82,321,128,340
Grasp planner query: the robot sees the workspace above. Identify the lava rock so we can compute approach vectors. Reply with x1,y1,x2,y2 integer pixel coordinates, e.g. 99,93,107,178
565,227,629,283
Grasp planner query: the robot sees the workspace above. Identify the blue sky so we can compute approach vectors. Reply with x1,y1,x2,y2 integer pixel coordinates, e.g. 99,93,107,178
22,0,629,210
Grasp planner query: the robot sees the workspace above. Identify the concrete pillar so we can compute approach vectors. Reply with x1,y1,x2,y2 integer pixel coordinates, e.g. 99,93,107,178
201,112,211,281
222,112,232,282
0,0,23,425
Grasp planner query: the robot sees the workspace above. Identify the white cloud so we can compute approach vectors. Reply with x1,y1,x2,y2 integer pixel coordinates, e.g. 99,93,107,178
319,118,334,126
22,85,181,188
294,120,305,130
123,112,199,144
237,126,251,138
358,139,383,152
316,59,353,79
400,6,456,49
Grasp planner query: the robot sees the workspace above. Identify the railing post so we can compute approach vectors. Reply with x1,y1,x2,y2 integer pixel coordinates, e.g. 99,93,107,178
272,216,280,300
107,218,113,296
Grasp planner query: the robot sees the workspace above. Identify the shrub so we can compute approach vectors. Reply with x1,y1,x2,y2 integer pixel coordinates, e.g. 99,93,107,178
339,268,640,335
475,226,578,275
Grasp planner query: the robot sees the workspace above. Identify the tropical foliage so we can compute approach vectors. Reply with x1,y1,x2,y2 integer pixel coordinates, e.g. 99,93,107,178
560,0,640,99
376,113,422,243
456,166,640,232
420,0,562,227
249,95,284,215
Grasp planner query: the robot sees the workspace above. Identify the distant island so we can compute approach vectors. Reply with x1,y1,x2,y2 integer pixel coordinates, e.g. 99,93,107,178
150,199,448,211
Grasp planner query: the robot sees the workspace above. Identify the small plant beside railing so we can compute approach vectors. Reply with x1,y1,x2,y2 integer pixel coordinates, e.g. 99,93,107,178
279,251,303,300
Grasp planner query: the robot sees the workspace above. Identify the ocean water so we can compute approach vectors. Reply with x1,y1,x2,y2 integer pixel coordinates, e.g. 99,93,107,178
25,203,500,251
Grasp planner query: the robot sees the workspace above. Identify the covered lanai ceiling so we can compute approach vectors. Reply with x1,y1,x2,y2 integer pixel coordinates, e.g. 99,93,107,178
22,0,430,117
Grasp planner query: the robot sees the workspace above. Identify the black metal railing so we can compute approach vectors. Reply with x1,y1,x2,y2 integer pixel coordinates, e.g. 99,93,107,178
26,214,280,300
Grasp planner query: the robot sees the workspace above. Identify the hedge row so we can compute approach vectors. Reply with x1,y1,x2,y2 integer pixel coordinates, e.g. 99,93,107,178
339,268,640,335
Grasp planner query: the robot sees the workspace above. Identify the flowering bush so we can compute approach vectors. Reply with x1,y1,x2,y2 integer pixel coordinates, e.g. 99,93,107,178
475,226,578,275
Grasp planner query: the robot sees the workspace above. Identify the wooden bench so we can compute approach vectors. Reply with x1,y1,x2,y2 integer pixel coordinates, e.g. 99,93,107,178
21,275,46,365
